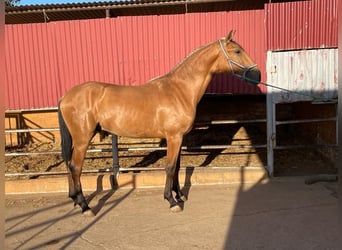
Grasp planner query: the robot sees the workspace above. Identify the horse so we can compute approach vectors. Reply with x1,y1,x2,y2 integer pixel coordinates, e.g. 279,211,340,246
58,30,261,216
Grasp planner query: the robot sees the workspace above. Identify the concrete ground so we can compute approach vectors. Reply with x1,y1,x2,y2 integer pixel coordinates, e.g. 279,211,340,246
5,176,339,250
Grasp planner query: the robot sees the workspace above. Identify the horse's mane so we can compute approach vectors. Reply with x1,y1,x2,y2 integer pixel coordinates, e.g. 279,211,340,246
147,41,214,83
169,43,209,73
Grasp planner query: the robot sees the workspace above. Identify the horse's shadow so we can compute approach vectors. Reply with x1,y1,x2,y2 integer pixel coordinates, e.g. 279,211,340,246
129,124,243,170
85,167,196,214
86,175,118,215
130,139,167,169
86,123,265,214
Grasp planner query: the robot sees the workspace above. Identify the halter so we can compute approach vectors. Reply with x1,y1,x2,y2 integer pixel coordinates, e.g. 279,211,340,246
218,39,258,82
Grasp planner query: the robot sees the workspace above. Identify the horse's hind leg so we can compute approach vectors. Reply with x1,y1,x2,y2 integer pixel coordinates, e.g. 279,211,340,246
68,142,94,217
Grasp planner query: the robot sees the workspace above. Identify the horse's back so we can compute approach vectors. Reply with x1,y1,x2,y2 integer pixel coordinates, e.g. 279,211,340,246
60,81,109,102
60,81,123,114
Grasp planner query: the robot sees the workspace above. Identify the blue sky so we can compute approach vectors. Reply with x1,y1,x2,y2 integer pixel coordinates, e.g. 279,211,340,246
16,0,102,6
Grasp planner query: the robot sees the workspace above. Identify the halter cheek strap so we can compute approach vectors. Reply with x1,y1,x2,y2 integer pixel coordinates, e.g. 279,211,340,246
218,39,257,81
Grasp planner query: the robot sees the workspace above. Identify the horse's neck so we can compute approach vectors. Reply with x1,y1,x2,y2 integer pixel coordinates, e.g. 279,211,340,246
167,42,219,106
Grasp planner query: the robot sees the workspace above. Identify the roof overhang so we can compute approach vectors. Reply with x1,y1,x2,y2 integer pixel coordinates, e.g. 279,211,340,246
5,0,308,24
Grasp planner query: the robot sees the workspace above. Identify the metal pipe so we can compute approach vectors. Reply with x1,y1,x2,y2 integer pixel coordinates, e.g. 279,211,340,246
275,117,336,125
112,134,119,177
5,165,269,178
4,167,166,177
5,118,267,134
115,144,268,152
5,171,68,177
274,144,337,149
5,107,58,113
8,165,268,178
5,144,268,157
5,128,59,133
195,118,266,125
5,151,62,156
98,144,269,151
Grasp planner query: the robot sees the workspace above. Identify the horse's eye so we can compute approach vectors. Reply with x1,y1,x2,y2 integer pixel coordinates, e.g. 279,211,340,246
235,50,241,54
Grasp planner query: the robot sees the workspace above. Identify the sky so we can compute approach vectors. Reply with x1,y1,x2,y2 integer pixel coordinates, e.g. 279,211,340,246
16,0,103,6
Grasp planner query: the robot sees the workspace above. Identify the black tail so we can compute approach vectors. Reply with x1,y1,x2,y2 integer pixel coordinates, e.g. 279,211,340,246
58,101,73,163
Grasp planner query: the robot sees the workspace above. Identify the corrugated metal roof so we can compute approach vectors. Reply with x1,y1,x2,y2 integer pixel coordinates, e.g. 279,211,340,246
265,0,337,50
6,0,303,24
5,11,266,110
266,49,338,103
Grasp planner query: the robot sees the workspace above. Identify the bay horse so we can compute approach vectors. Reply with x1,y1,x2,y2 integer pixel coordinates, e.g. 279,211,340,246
58,30,261,216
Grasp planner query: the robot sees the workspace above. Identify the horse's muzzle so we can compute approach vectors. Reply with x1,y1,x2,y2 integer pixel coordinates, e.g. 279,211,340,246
244,68,261,85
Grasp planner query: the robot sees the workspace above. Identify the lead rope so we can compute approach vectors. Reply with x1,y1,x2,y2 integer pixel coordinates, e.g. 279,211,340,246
244,77,337,104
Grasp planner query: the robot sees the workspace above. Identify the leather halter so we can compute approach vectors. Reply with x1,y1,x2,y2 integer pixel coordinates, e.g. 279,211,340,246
218,39,258,80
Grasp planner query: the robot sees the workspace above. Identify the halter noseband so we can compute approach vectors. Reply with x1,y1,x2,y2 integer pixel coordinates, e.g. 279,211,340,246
218,39,257,81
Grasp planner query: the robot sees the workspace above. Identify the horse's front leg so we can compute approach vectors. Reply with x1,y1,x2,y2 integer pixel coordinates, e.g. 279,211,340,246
164,136,183,212
173,154,187,202
68,146,94,217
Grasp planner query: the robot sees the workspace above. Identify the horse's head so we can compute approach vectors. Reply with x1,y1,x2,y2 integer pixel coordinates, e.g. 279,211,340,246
217,30,261,84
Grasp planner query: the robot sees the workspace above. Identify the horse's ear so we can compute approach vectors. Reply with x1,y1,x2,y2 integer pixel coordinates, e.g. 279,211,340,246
226,30,236,42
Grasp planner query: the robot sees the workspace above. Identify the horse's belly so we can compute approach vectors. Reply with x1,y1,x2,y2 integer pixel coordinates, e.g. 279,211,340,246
102,124,163,138
99,114,164,138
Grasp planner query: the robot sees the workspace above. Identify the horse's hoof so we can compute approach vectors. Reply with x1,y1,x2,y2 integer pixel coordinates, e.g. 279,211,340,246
83,209,95,217
175,193,187,202
170,205,182,213
179,195,187,202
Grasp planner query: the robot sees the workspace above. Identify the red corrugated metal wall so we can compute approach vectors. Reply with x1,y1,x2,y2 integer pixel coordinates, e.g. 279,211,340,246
265,0,338,50
5,24,61,109
5,11,266,110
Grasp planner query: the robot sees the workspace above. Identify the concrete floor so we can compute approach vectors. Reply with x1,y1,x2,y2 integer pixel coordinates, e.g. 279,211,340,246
5,176,339,250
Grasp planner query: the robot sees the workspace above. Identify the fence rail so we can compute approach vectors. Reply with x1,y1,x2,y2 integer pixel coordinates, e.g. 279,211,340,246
5,115,337,178
5,118,267,156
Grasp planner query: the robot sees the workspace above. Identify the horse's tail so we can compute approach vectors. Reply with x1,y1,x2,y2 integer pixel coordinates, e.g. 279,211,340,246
58,101,73,163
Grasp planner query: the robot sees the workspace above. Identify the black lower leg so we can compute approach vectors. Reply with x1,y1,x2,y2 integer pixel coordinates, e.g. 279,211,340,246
69,186,90,213
173,184,184,201
77,194,91,213
68,163,90,213
164,167,178,208
173,155,184,201
173,176,184,200
164,184,178,208
70,191,91,213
